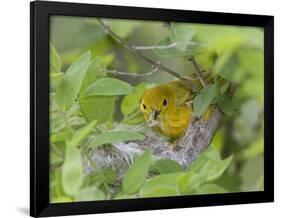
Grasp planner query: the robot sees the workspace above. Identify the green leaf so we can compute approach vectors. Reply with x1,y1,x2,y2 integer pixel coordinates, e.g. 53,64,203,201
50,152,63,166
205,155,233,182
89,131,145,149
82,168,117,187
170,24,195,51
204,145,222,161
189,145,219,173
176,172,204,194
140,173,180,197
215,172,242,192
217,94,234,116
50,43,62,73
55,51,91,110
76,186,105,201
121,83,146,116
123,112,145,125
50,72,63,91
187,145,232,183
152,159,183,174
62,141,83,196
194,84,217,117
171,24,195,42
85,78,132,97
81,96,115,124
113,191,137,200
51,130,71,143
66,103,80,118
141,186,178,198
213,50,240,83
80,57,107,97
70,120,97,147
123,149,152,194
197,184,228,194
50,169,67,202
50,112,65,134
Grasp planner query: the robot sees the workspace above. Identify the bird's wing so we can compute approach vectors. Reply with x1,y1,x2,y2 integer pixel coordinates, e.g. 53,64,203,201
167,80,194,106
168,71,215,106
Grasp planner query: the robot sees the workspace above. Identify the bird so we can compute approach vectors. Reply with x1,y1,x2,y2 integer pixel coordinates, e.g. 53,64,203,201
141,80,195,139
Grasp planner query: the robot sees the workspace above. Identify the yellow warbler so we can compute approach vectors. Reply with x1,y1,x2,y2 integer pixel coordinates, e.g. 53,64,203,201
141,80,195,138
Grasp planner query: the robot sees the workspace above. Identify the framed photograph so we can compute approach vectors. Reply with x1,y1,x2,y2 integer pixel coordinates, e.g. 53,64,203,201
30,1,274,217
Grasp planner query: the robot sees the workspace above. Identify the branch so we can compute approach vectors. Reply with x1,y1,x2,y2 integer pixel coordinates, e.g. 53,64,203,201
106,66,202,80
132,41,197,51
98,19,197,91
188,56,207,88
106,67,159,77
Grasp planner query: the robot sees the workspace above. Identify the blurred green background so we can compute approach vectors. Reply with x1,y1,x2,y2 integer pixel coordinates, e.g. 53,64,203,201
50,16,264,203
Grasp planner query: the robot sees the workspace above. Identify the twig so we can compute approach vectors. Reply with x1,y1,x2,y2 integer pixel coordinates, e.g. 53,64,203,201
132,41,197,51
82,146,106,181
188,56,207,88
106,66,202,81
98,19,197,91
82,146,99,170
106,67,158,77
130,121,146,132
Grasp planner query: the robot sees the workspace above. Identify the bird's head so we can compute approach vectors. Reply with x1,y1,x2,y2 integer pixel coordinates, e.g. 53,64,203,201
141,85,173,126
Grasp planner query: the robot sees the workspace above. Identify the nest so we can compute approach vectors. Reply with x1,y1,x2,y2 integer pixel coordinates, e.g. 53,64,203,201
83,106,222,180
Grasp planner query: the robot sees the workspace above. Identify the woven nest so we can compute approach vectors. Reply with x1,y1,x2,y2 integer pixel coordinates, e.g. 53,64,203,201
83,106,222,181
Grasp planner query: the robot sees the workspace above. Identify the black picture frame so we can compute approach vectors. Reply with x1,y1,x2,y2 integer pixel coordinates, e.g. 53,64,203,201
30,1,274,217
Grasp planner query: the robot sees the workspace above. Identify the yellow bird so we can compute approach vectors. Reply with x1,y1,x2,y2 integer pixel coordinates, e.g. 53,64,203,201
141,80,195,139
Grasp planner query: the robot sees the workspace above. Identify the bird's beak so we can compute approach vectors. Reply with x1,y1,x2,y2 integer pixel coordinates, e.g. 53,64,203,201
150,110,160,121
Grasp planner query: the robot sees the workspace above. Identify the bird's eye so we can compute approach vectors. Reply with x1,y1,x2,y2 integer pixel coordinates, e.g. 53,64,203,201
163,99,167,106
143,104,146,110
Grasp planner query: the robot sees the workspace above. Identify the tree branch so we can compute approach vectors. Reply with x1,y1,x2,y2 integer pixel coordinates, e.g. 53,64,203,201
188,56,207,88
98,19,197,91
132,41,197,51
106,67,159,77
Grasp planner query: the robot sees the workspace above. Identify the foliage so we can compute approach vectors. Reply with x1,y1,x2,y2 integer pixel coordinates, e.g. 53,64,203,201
194,84,217,117
49,17,264,202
